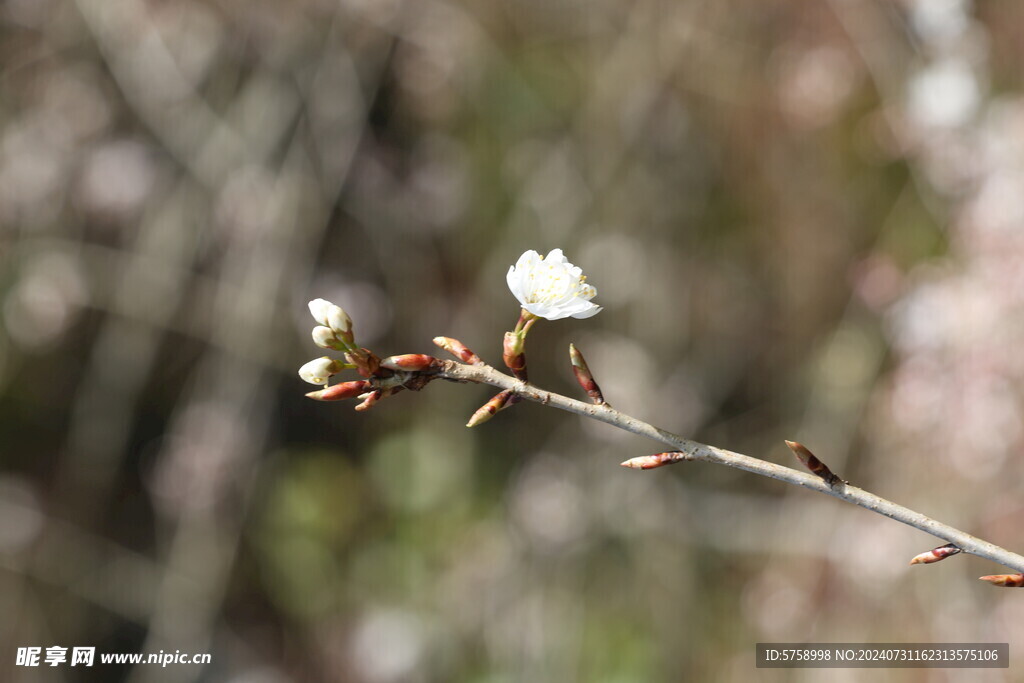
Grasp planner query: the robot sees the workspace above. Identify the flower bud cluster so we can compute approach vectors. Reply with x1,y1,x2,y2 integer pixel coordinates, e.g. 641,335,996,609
302,249,604,424
308,298,355,351
298,298,443,410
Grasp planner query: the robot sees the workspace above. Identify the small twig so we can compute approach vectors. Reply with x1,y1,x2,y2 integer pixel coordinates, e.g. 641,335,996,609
434,360,1024,575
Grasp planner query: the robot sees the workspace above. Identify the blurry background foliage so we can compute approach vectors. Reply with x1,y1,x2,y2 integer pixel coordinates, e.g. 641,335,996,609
1,0,1024,681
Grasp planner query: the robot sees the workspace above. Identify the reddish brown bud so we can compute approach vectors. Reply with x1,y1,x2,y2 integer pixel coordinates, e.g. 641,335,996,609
305,380,372,401
620,452,689,470
503,331,526,379
354,390,382,411
347,348,383,377
466,390,512,427
909,543,961,565
433,337,482,365
569,343,604,404
380,354,439,372
979,574,1024,587
785,440,842,486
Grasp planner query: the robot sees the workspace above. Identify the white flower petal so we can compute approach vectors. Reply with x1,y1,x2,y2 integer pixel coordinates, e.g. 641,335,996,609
507,266,527,307
544,248,565,264
570,304,602,319
516,250,540,271
524,301,560,319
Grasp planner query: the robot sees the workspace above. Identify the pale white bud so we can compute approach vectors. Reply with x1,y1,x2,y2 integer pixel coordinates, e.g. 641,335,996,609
312,325,339,349
308,298,354,343
298,356,344,385
327,305,352,335
308,298,335,326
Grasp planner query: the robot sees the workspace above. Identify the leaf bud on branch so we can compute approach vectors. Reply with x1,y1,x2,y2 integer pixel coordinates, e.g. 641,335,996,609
569,343,605,404
466,390,512,427
909,543,961,565
305,380,372,401
785,440,843,487
978,574,1024,587
433,337,482,365
620,452,690,469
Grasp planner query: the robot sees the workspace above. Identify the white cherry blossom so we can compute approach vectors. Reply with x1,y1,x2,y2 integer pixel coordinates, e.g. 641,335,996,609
506,249,602,320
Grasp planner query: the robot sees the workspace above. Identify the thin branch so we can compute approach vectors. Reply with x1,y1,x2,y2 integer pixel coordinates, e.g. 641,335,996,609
432,360,1024,574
